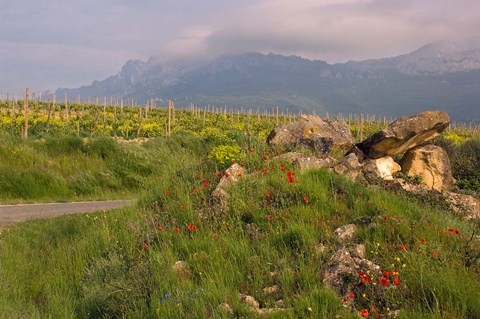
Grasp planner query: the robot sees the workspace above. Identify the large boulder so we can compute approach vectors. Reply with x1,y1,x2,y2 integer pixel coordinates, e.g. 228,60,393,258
400,145,455,191
357,111,450,159
267,115,354,159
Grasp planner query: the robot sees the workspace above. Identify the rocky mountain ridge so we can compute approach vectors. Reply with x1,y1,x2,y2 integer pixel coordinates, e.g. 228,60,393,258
56,37,480,122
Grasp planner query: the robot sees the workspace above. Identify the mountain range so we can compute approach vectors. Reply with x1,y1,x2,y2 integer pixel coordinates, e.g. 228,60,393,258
56,37,480,122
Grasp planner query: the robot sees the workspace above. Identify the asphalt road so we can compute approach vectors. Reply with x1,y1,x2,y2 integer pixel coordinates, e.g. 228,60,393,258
0,200,133,225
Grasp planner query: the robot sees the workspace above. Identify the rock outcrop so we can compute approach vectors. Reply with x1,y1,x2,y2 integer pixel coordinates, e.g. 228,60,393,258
400,144,455,191
267,115,354,159
274,152,337,171
356,111,450,159
207,163,246,216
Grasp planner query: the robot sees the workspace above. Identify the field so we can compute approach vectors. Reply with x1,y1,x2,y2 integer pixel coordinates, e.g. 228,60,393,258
0,100,480,318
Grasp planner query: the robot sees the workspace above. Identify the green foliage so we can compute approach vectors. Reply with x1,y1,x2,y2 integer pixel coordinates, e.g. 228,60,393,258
208,144,243,166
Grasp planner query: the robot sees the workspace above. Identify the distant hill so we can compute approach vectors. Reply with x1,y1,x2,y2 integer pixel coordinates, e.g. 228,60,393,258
56,37,480,122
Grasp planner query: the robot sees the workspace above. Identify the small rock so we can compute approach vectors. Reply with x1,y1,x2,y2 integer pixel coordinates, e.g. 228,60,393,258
333,153,364,181
262,285,280,295
172,260,189,276
218,303,234,314
239,293,260,309
351,244,366,259
363,156,401,181
333,224,357,243
275,299,286,308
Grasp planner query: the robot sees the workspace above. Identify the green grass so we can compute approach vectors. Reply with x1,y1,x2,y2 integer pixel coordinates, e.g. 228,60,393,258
0,131,480,318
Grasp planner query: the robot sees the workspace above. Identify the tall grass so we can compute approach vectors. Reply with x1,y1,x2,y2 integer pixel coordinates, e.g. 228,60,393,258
1,131,480,318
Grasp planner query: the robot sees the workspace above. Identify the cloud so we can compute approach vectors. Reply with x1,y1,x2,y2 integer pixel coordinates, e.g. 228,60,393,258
157,0,480,62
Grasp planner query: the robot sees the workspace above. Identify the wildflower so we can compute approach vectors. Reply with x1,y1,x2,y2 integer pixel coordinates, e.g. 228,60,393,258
175,227,180,232
180,204,185,209
203,183,209,187
384,216,389,221
432,251,438,257
202,178,208,183
361,275,371,283
240,163,245,167
249,148,254,153
343,297,349,303
448,227,454,232
267,215,273,219
158,226,163,231
193,189,199,193
421,237,427,244
304,197,309,204
225,173,230,178
165,190,171,195
188,224,196,231
400,244,407,250
455,229,460,235
237,173,242,177
383,271,389,278
143,243,149,249
265,193,271,198
367,200,373,204
359,309,369,317
212,233,218,238
390,270,398,276
216,172,222,177
280,167,285,171
380,277,389,286
349,293,355,299
393,278,400,285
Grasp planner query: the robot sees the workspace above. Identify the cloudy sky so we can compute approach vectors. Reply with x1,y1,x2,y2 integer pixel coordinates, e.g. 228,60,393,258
1,0,479,94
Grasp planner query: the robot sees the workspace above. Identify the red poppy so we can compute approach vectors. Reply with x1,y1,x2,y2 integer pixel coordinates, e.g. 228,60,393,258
280,167,285,171
349,293,355,299
193,189,199,193
400,244,407,250
448,227,454,232
165,190,171,195
383,271,389,278
359,309,369,317
202,178,208,183
343,297,349,303
267,215,273,219
265,193,271,198
304,197,309,204
158,226,163,231
421,237,427,244
455,229,460,235
237,173,242,177
384,216,389,221
216,172,222,177
143,244,149,249
249,148,254,153
203,183,209,187
433,251,439,257
393,278,400,285
175,227,180,232
188,224,196,231
225,173,230,177
361,275,371,283
240,163,245,167
212,233,218,238
380,277,389,286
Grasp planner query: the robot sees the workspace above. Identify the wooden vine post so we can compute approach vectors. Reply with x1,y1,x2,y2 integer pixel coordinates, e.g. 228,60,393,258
276,106,279,126
23,87,29,139
167,100,172,137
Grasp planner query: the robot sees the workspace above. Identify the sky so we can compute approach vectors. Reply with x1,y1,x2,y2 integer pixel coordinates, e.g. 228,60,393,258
1,0,479,94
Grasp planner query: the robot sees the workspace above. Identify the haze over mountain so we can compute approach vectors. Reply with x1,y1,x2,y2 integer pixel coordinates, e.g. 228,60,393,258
56,37,480,122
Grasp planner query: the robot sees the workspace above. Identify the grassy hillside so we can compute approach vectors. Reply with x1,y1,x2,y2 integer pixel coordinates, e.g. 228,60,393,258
1,129,480,318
